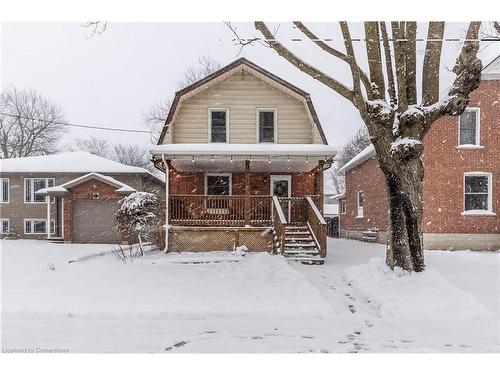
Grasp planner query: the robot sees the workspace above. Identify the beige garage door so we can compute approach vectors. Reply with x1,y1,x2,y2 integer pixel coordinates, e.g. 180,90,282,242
73,200,119,244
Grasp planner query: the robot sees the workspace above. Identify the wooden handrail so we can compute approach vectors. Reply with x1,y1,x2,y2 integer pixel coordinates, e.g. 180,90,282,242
305,197,327,257
272,196,287,254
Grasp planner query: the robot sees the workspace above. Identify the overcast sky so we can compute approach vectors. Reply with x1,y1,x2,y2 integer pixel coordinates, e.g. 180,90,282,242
2,22,498,150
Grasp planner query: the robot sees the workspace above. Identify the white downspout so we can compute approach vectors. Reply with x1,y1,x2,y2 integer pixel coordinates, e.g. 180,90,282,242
46,196,51,240
161,154,169,253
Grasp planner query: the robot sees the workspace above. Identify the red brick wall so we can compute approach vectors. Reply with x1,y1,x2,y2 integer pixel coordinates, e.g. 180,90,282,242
63,179,125,242
169,171,318,197
341,158,389,232
341,79,500,235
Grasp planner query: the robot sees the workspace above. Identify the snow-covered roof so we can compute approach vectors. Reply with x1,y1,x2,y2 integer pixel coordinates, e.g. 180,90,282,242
0,152,150,174
37,172,136,195
483,54,500,80
150,143,336,157
338,144,376,174
324,203,339,217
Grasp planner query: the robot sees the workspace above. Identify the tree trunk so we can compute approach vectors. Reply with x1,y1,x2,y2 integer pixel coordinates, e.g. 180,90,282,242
382,156,425,272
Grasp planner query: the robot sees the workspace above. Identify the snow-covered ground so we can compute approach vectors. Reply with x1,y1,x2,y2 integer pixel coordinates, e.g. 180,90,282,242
1,238,499,353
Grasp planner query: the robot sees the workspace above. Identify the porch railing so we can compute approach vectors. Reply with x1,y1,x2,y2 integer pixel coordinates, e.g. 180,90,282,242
169,195,272,226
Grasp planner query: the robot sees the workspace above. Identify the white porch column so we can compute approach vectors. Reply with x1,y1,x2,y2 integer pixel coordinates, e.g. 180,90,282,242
161,154,169,253
46,196,51,239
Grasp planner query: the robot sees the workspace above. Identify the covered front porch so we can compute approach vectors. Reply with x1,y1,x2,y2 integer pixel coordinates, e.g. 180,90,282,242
151,144,335,260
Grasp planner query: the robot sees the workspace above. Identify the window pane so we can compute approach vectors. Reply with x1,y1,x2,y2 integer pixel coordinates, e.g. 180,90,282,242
211,111,226,143
358,192,364,207
1,179,8,202
25,221,32,233
33,220,46,233
465,193,488,211
465,176,488,193
207,176,230,195
34,179,47,202
1,220,8,234
459,110,477,145
259,111,275,142
25,179,32,202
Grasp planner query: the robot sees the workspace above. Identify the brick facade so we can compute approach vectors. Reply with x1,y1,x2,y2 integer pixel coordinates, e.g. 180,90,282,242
340,79,500,250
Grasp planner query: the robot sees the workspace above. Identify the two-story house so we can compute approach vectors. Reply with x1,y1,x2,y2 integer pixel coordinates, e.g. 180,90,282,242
337,55,500,251
0,151,163,243
150,58,336,263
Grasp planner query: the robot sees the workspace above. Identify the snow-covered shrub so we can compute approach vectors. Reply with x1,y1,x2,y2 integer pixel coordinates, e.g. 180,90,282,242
115,192,164,253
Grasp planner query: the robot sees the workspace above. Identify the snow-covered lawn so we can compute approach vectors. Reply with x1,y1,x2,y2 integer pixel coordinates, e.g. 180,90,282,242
1,238,499,353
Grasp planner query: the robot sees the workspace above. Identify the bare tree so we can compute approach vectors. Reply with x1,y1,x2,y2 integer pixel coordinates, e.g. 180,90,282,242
111,143,151,171
143,56,222,143
230,21,482,272
74,136,109,157
0,87,67,158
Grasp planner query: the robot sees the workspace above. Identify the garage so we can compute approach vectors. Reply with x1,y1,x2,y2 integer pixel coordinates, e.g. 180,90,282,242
72,200,120,244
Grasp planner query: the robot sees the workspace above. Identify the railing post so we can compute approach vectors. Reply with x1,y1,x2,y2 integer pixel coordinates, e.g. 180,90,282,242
317,160,324,215
244,160,251,226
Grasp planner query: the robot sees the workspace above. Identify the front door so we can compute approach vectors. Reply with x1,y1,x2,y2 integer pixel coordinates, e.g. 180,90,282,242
270,175,291,221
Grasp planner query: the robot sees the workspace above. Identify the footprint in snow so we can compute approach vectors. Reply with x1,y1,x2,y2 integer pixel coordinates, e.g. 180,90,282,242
348,304,356,313
165,340,189,351
364,320,373,327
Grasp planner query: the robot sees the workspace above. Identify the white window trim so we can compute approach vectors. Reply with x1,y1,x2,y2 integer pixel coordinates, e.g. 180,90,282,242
204,173,232,196
256,108,278,144
356,191,364,218
0,218,9,234
457,107,481,147
24,177,55,204
24,218,55,235
0,178,9,203
208,108,229,143
462,172,494,216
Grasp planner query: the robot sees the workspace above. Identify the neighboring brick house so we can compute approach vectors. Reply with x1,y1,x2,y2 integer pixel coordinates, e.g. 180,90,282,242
337,56,500,251
0,152,163,243
149,58,336,263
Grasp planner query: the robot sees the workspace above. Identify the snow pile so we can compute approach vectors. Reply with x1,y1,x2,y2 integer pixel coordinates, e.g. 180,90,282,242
343,257,492,323
230,245,248,256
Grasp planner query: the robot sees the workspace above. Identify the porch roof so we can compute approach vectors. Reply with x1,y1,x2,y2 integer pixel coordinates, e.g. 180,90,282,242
150,143,336,173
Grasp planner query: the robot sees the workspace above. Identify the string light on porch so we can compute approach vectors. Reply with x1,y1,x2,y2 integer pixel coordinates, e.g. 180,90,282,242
230,155,233,163
191,156,195,163
268,156,271,164
305,156,309,163
211,155,214,162
287,156,290,162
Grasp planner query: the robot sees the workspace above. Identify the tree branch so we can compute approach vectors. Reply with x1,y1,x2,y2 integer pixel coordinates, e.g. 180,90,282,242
293,21,372,95
422,22,445,105
405,22,417,105
253,21,355,103
364,22,386,100
391,22,408,112
380,22,397,107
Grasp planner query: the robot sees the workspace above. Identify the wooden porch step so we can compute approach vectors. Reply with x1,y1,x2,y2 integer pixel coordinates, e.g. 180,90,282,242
284,249,320,255
284,230,310,235
285,236,314,242
284,256,324,265
284,242,316,248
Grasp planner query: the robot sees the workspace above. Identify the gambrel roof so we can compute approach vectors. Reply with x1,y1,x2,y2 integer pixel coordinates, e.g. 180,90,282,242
157,58,327,145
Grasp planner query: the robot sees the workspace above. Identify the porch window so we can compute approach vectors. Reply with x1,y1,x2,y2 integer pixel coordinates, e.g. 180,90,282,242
205,174,231,210
459,108,480,146
24,178,55,203
0,178,9,203
464,173,492,213
257,109,276,143
356,191,364,218
24,219,55,234
209,109,228,143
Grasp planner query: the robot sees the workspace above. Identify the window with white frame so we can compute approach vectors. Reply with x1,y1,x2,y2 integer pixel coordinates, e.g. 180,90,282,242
24,219,55,234
257,109,277,143
464,173,492,212
340,200,346,214
357,191,364,218
0,219,9,234
0,178,9,203
24,178,54,203
205,173,231,210
209,109,228,143
459,108,480,146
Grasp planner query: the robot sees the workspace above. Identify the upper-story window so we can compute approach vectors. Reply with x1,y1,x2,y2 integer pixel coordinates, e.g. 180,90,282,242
459,108,480,146
257,108,277,143
209,109,228,143
25,178,55,203
0,178,9,203
357,191,364,218
463,172,493,214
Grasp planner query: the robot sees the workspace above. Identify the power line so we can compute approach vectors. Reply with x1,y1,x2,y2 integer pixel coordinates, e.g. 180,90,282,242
0,112,153,134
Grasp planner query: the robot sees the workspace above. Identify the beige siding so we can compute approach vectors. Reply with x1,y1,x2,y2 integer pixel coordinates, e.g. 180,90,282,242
169,70,321,144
